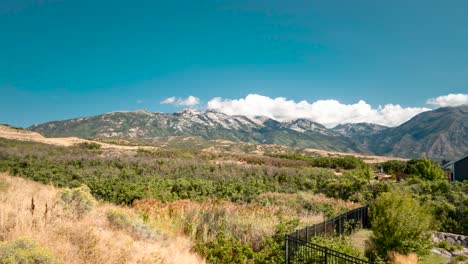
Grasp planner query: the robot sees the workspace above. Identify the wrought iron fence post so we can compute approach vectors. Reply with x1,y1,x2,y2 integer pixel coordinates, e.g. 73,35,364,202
339,216,342,235
324,247,328,264
285,206,372,264
324,221,327,236
295,230,299,252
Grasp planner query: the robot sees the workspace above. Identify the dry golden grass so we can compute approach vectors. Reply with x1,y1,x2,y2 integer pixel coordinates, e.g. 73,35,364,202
0,173,204,264
349,229,372,254
259,192,360,208
388,252,418,264
135,199,282,246
134,197,325,251
257,192,360,219
0,124,155,151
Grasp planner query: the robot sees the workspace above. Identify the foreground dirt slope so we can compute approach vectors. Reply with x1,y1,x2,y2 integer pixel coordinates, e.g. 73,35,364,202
0,173,205,264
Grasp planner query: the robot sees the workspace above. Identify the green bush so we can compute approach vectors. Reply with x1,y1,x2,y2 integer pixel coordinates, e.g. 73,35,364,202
381,160,407,174
436,241,462,252
405,158,445,181
195,232,256,264
269,154,366,170
0,237,60,264
58,185,96,218
369,190,434,258
106,209,158,239
319,173,367,201
310,236,364,258
74,142,101,150
194,218,299,264
450,255,467,264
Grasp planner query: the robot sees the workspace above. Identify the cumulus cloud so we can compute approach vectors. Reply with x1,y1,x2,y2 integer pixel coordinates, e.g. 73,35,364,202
426,93,468,107
161,96,200,106
207,94,430,128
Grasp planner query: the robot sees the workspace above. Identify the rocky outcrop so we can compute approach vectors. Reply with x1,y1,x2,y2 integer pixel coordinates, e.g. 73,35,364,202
433,232,468,247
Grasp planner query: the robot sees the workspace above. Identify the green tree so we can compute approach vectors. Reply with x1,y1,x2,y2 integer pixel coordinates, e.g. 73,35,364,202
369,190,434,259
405,158,445,181
381,160,407,174
362,164,374,184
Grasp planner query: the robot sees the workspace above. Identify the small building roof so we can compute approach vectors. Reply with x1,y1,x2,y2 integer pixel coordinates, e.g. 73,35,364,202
443,153,468,168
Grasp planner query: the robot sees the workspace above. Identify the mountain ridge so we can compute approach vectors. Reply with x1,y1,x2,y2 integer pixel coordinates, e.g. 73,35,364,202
28,106,468,160
29,109,363,153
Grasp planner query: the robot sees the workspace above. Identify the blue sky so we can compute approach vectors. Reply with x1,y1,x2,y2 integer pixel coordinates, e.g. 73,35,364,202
1,0,467,127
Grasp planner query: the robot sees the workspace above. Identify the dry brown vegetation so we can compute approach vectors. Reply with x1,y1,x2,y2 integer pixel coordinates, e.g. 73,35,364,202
387,252,418,264
134,198,324,251
0,125,154,151
0,173,204,264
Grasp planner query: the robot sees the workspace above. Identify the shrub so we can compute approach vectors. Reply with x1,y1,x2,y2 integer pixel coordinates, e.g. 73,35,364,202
194,218,300,264
0,178,9,192
0,237,60,264
256,218,300,264
319,174,367,201
309,236,364,259
106,209,158,239
405,158,445,181
287,236,365,264
270,154,366,170
369,190,434,259
58,185,96,218
194,232,256,264
381,160,407,174
450,255,467,264
74,142,101,150
436,241,462,252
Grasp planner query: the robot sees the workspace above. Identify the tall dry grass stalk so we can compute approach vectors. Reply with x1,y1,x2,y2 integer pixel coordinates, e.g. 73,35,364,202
134,198,325,251
0,173,205,264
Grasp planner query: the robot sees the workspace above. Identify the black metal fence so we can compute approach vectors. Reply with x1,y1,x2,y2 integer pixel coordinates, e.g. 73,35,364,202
285,236,372,264
285,205,372,264
289,206,369,241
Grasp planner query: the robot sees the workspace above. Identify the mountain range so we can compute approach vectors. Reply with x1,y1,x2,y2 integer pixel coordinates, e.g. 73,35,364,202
28,106,468,160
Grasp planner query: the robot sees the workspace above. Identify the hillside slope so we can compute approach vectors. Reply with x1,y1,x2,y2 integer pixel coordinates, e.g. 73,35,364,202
0,173,204,264
333,123,388,138
0,124,153,151
26,106,468,160
367,106,468,160
28,109,363,152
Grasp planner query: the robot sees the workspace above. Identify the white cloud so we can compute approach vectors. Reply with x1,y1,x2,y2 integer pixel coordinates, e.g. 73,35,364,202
161,97,176,104
161,96,200,106
207,94,430,128
426,93,468,107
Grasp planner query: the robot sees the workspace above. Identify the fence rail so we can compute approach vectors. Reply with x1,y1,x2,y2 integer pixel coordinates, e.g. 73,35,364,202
286,205,372,264
288,206,369,241
286,236,372,264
